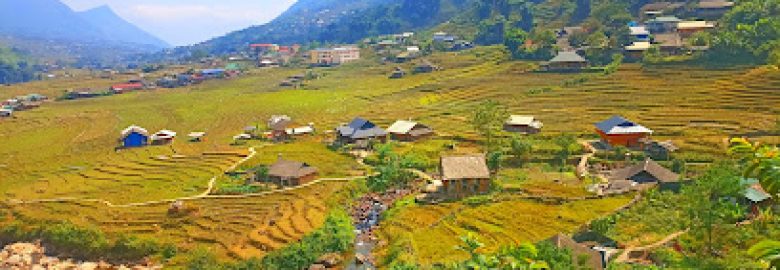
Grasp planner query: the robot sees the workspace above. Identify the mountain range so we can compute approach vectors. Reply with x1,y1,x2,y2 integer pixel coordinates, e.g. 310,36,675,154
0,0,168,49
184,0,476,55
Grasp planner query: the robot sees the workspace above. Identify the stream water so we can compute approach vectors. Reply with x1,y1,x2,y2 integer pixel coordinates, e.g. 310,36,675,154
346,190,411,270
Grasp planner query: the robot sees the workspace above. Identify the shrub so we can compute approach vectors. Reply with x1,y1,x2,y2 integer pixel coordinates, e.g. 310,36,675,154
260,210,355,270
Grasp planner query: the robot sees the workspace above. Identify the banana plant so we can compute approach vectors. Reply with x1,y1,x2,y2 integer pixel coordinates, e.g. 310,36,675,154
748,240,780,269
728,138,780,198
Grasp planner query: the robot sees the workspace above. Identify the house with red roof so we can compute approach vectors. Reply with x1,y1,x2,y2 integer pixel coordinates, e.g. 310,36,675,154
110,83,144,94
595,116,653,148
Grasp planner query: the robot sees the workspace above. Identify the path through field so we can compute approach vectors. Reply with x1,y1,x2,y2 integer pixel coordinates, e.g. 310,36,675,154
614,229,689,263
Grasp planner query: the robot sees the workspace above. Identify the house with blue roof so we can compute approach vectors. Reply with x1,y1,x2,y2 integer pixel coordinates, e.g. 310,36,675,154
336,117,387,146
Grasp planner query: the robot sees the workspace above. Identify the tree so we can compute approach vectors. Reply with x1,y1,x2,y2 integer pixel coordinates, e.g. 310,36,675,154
554,134,577,167
487,151,503,174
680,162,745,256
367,143,417,192
748,240,780,269
613,146,629,161
510,136,533,166
470,100,509,151
571,0,591,24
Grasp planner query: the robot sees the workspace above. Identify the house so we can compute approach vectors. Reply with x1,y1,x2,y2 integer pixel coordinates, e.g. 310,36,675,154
676,21,716,38
286,124,315,136
120,125,149,148
265,157,319,187
609,158,680,190
413,60,438,74
389,67,406,79
268,115,292,141
504,115,543,134
23,94,47,102
440,155,492,198
653,33,684,54
595,116,653,148
336,117,387,145
433,32,456,43
110,83,144,94
309,46,361,66
387,120,433,141
629,26,650,41
541,51,588,72
644,140,678,159
450,41,474,51
547,234,606,270
201,69,225,79
150,130,177,145
0,108,12,118
188,132,206,142
741,178,773,215
64,90,101,100
646,16,681,33
696,0,734,18
625,41,653,58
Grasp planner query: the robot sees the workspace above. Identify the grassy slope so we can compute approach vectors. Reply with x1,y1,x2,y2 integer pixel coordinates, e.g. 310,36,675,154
1,46,780,262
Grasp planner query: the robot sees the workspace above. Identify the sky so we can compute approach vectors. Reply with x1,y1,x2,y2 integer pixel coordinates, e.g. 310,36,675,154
61,0,297,46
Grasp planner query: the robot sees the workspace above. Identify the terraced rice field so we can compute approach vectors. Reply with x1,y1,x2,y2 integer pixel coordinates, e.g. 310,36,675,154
374,196,633,266
5,145,247,204
7,181,347,260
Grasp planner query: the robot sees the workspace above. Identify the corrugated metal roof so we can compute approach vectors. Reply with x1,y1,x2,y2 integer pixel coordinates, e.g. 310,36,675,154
595,116,653,135
387,120,418,134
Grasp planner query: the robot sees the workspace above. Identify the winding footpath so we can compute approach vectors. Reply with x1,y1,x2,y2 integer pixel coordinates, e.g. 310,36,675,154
614,229,689,263
5,146,364,208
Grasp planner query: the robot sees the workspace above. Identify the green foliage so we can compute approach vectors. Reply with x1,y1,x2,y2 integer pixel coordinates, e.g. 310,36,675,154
706,0,780,64
728,138,780,198
470,100,509,151
367,143,418,192
0,220,167,262
185,247,222,270
748,240,780,268
510,136,533,165
259,210,355,270
0,46,35,84
536,241,574,270
680,162,746,257
451,234,550,269
554,133,578,167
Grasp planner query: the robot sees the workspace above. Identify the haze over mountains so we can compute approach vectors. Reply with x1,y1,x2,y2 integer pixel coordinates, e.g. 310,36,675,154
0,0,168,49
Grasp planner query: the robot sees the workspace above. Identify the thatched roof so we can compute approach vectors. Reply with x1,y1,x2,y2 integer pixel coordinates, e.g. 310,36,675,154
269,159,318,179
440,155,490,180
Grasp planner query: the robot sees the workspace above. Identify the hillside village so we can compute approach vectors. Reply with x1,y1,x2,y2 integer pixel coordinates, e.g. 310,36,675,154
1,0,780,269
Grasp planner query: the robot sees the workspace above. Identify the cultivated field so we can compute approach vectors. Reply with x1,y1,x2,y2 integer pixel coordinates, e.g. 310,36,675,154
1,46,780,263
374,195,633,266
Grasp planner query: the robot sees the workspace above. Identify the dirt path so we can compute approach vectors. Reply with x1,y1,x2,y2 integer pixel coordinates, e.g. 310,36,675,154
614,229,689,263
5,146,365,208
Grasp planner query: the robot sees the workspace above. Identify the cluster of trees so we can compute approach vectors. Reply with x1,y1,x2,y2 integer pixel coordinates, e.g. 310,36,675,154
470,100,581,172
0,46,35,84
0,220,175,263
366,143,426,192
702,0,780,66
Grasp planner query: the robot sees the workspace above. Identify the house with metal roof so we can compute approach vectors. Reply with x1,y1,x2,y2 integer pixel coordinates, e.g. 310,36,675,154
609,158,679,186
504,115,543,134
595,116,653,148
387,120,433,141
646,16,682,33
741,178,773,215
336,117,387,145
120,125,149,148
